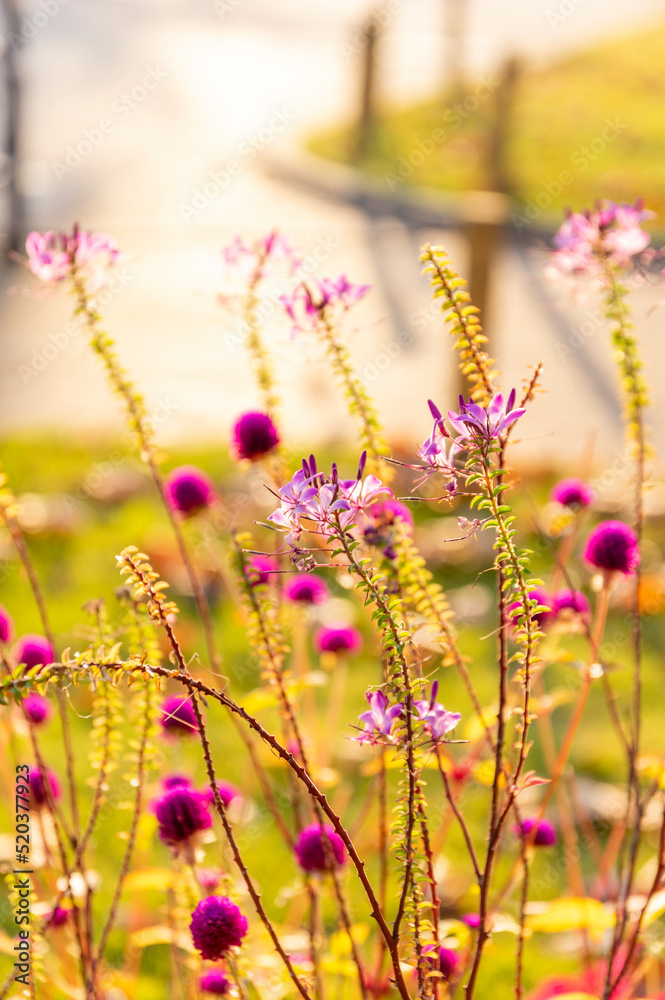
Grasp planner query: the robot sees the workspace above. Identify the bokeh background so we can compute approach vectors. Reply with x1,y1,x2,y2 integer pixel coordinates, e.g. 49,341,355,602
1,0,665,469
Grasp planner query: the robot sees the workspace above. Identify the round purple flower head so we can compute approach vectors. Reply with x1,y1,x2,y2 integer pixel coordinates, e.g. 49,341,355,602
283,573,329,605
368,498,414,532
162,773,193,790
232,411,280,461
28,766,61,809
159,695,199,737
295,823,346,873
14,634,54,670
49,906,70,928
508,586,553,630
316,623,362,656
205,780,241,809
515,817,557,847
200,969,231,995
154,786,212,847
190,896,248,960
463,913,480,929
584,520,640,577
0,604,14,644
248,554,278,587
550,477,595,509
22,693,52,726
553,588,591,623
198,868,223,892
437,947,460,980
164,465,214,516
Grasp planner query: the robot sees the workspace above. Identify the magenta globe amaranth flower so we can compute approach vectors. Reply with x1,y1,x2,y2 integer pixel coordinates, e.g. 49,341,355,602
163,465,214,516
14,634,54,670
283,573,329,604
550,477,595,509
295,823,346,873
515,817,557,847
553,588,591,624
162,773,193,790
231,411,280,461
159,695,199,736
0,605,14,644
508,586,554,630
463,913,480,929
22,693,52,726
190,896,248,960
48,906,70,928
200,969,231,995
154,786,212,847
584,520,640,578
205,780,241,809
316,623,362,655
248,554,278,586
199,868,223,892
28,766,61,808
437,947,460,980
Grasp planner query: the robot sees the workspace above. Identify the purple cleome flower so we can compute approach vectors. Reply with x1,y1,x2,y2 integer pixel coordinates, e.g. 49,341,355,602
552,588,591,624
22,694,52,726
316,623,362,655
190,896,248,960
163,465,214,516
200,969,231,995
584,520,640,577
447,390,525,446
283,573,329,604
28,767,61,808
280,274,370,336
295,823,346,873
247,554,279,586
549,200,654,276
14,634,54,670
413,681,462,743
515,817,557,847
550,477,595,509
159,695,199,737
26,228,119,287
154,786,212,847
0,605,14,644
232,412,280,461
354,690,403,745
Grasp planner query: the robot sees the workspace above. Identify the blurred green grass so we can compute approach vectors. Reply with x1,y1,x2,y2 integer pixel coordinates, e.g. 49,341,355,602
0,435,663,996
309,21,665,226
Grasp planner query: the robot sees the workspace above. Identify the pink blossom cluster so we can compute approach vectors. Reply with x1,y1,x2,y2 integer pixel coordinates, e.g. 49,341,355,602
548,200,655,277
280,274,370,336
267,452,391,542
26,228,119,288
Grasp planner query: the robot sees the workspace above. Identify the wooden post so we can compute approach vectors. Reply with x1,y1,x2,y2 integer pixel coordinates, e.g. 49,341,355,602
355,16,380,162
487,55,521,195
1,0,22,252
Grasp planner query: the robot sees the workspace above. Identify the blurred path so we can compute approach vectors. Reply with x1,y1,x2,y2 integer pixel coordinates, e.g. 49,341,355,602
0,0,664,476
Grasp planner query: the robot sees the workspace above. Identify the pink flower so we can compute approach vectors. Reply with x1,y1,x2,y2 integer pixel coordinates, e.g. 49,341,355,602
550,477,594,509
549,200,655,277
294,823,346,872
552,588,591,624
354,690,403,745
13,634,54,671
316,623,362,655
583,520,639,577
25,231,70,283
280,274,370,335
0,605,14,644
164,465,214,516
25,227,119,287
22,694,52,726
413,681,461,742
190,896,248,960
448,390,525,446
508,586,554,630
232,412,280,461
247,554,279,586
283,573,329,604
